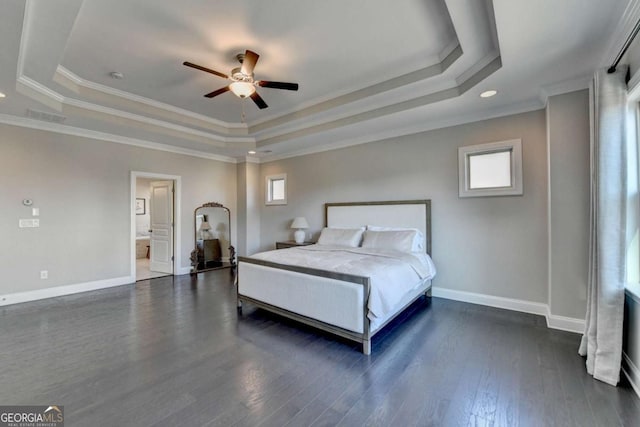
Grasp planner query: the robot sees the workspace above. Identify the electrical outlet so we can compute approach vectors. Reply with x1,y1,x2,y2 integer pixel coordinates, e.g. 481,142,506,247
40,270,48,279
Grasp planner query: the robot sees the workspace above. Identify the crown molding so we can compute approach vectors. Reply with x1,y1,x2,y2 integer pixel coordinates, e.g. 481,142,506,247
260,98,543,163
601,0,640,67
238,156,261,164
455,49,499,88
0,93,544,168
539,74,591,105
256,52,502,148
15,0,32,79
248,45,463,133
17,48,502,152
55,66,247,132
17,75,255,148
0,113,238,163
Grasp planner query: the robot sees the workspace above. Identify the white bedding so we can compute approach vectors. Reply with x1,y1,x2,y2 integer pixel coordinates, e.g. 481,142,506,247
248,245,436,322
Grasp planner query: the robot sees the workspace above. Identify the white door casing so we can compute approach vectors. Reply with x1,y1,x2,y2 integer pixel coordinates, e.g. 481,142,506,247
150,180,174,274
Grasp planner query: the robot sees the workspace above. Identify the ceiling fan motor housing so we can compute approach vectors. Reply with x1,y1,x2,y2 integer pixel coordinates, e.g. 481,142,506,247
231,67,254,83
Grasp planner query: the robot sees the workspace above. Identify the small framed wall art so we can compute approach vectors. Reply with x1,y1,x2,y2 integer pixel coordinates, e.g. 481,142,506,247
135,198,146,215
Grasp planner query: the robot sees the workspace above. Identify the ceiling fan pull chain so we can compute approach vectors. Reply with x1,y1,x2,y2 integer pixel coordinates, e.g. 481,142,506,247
241,100,246,123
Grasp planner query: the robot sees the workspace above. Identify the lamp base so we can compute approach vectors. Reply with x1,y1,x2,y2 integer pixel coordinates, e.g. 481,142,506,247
294,229,305,244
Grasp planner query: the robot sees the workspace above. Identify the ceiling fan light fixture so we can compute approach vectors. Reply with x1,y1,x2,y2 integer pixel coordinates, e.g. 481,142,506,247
229,81,256,98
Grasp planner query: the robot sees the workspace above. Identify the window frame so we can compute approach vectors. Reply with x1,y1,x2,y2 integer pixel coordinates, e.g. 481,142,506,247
265,173,287,205
626,100,640,296
458,139,523,198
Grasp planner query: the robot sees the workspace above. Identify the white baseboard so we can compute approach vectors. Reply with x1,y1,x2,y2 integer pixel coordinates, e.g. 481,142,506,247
177,266,192,275
431,286,584,333
1,278,585,337
431,286,548,316
546,312,585,334
0,267,195,307
0,275,135,307
623,352,640,399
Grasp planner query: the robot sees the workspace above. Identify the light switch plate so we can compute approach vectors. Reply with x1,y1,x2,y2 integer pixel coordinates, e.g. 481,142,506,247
32,208,39,216
19,219,40,228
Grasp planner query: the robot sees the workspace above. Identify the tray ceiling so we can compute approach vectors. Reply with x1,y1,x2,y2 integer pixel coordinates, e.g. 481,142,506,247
0,0,632,161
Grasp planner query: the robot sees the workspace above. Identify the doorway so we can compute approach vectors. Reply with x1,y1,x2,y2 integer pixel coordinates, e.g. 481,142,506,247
131,172,182,282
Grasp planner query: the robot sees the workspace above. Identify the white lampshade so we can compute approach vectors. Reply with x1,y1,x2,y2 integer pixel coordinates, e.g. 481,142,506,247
200,221,211,231
229,81,256,98
290,217,309,229
291,217,308,244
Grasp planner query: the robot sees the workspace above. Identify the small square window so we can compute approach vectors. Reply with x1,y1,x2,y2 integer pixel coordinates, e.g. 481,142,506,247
459,139,523,197
468,150,512,189
266,173,287,205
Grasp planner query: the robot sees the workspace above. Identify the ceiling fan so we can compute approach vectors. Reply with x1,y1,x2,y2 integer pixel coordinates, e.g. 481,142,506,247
183,49,299,109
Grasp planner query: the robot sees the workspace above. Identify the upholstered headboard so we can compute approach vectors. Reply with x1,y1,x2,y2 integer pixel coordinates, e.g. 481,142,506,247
325,200,431,255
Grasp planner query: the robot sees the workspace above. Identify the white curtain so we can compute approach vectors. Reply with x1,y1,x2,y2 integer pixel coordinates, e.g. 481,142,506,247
579,65,638,386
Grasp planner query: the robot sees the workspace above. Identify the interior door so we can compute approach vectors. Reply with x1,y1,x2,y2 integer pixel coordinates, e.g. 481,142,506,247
150,180,174,274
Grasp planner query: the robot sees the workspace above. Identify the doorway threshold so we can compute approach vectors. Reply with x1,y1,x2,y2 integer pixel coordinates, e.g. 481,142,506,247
136,258,172,281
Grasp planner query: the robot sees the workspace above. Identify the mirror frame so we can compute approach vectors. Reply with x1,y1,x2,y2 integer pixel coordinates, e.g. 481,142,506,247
190,202,236,275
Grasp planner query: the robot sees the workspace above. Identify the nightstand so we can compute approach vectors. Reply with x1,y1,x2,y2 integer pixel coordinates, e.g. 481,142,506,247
275,241,315,249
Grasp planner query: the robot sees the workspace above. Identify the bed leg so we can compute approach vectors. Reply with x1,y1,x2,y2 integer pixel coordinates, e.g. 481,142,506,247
425,287,432,298
363,339,371,355
237,298,242,312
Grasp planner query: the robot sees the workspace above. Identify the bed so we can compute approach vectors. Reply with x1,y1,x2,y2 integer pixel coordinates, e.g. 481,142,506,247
237,200,435,354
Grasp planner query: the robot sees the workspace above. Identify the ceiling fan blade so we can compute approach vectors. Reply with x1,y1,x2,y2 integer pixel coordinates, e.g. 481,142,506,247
183,61,228,79
257,81,299,91
204,86,230,98
250,91,268,109
241,50,259,76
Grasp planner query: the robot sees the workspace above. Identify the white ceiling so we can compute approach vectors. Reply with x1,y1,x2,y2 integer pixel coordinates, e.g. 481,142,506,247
0,0,633,161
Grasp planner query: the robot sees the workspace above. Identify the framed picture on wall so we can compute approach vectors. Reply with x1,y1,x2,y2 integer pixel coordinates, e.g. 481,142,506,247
136,198,146,215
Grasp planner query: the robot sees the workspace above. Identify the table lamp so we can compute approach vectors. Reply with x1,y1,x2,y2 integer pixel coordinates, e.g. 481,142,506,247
290,217,309,244
200,221,211,239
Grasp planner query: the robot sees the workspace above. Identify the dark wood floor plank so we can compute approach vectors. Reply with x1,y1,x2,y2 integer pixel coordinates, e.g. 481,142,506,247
438,306,495,426
492,321,522,427
255,348,364,427
1,272,639,427
312,301,437,426
517,321,547,427
361,303,468,426
230,337,358,426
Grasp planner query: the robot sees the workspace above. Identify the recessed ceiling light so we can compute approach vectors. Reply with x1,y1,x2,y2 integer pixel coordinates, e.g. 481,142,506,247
248,150,257,155
0,92,6,98
480,90,497,98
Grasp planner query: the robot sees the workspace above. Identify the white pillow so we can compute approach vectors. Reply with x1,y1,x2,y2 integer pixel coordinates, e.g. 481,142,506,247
316,227,364,247
367,225,424,251
361,229,418,253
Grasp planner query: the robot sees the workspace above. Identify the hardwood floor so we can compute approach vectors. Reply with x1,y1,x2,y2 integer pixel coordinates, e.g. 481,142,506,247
1,270,639,426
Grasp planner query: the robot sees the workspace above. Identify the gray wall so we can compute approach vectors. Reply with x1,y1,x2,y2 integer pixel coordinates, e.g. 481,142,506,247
260,109,549,303
236,162,248,256
0,124,236,295
236,161,262,257
547,90,590,319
